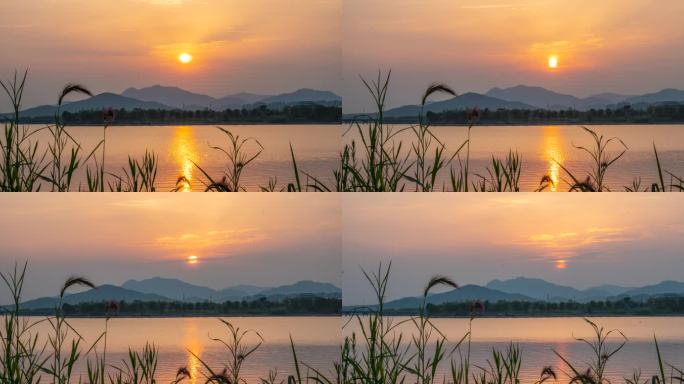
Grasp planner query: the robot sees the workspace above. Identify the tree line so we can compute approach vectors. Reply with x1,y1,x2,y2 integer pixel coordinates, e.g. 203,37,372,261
371,296,684,317
23,104,342,124
22,296,341,317
378,104,684,124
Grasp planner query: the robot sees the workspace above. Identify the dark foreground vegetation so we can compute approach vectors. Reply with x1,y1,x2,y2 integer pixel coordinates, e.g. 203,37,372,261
20,296,341,317
21,104,342,125
3,262,684,384
2,69,684,191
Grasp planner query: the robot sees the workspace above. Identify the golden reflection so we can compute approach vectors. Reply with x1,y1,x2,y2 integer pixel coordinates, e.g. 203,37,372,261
172,126,199,192
185,319,202,384
542,126,563,192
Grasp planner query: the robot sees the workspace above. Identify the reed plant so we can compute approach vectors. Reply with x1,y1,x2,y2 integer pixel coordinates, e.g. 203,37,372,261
191,318,263,384
0,71,48,191
552,126,627,192
0,262,46,384
109,150,159,192
44,84,99,192
339,71,412,191
44,276,96,384
194,126,263,192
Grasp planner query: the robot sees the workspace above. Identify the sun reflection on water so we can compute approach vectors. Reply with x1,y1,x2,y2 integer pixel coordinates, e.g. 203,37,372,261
542,126,563,192
184,319,202,384
172,126,199,192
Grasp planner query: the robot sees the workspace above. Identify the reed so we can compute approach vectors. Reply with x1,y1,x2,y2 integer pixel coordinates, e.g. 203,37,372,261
551,126,627,192
2,264,684,383
0,262,46,384
552,318,627,384
191,318,263,384
194,126,263,192
0,70,48,191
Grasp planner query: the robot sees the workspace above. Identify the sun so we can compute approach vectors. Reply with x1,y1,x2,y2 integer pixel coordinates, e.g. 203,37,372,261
187,255,199,265
178,53,193,64
547,55,559,69
555,259,567,270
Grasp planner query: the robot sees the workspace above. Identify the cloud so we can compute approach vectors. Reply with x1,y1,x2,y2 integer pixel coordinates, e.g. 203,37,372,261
152,227,268,253
460,3,530,10
138,0,188,5
529,36,605,54
515,226,639,265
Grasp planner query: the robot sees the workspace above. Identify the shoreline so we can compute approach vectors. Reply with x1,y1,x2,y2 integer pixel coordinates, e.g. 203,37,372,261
19,313,342,319
341,312,684,318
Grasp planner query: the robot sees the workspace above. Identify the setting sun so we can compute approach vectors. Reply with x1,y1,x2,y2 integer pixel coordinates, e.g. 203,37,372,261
547,55,559,69
178,53,193,64
187,255,199,265
555,259,567,269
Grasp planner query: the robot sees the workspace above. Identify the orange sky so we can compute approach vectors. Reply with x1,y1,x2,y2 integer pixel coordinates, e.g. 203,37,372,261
0,0,341,108
343,0,684,112
0,194,340,301
343,194,684,304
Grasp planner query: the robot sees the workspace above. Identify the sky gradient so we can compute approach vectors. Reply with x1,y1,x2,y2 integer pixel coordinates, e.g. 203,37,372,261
343,194,684,305
0,194,340,302
0,0,341,109
343,0,684,113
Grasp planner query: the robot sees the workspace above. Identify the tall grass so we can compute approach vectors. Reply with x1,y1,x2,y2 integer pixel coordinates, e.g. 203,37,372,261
341,263,684,384
551,126,627,192
2,263,684,383
0,70,159,192
4,70,684,192
194,126,263,192
0,71,47,191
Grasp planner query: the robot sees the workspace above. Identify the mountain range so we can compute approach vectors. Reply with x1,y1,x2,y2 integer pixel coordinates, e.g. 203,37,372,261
349,277,684,310
359,85,684,119
18,86,342,118
17,278,341,310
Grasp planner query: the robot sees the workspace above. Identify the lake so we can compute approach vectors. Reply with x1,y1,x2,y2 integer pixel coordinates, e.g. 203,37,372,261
29,124,342,191
346,124,684,191
30,316,340,384
344,316,684,383
26,123,684,191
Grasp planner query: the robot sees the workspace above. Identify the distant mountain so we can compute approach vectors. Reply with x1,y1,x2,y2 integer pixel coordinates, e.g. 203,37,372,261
122,85,221,109
486,277,583,302
14,278,340,310
588,92,634,104
383,92,535,118
122,277,224,301
487,85,582,110
19,285,171,310
222,284,267,296
257,280,342,297
620,281,684,297
257,89,341,105
20,93,172,118
583,284,633,297
382,285,534,310
217,93,269,108
122,85,271,109
622,89,684,105
487,277,643,302
486,85,684,110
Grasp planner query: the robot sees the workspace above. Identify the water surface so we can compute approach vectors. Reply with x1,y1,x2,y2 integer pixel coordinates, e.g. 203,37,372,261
345,316,684,383
346,124,684,191
31,316,340,383
30,124,341,191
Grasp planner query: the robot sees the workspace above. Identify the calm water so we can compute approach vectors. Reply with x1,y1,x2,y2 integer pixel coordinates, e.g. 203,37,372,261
345,316,684,383
27,124,684,191
31,316,340,384
29,124,341,191
347,124,684,191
